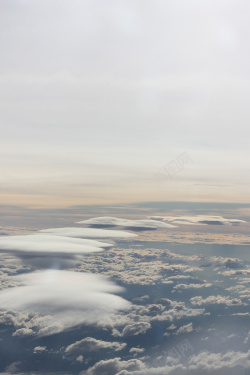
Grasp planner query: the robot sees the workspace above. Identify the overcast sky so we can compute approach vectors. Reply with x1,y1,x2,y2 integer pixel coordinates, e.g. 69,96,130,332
1,0,250,206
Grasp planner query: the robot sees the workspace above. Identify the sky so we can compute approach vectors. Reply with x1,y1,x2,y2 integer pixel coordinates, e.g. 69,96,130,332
1,0,250,206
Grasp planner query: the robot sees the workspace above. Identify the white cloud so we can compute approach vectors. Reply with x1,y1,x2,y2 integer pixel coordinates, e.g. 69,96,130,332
129,347,145,354
65,337,126,354
80,349,250,374
0,270,130,336
190,295,243,307
173,283,212,290
33,346,47,353
113,322,151,337
0,234,112,258
12,328,34,337
149,215,246,226
40,227,137,239
175,323,194,335
76,217,176,229
80,357,146,375
0,234,114,268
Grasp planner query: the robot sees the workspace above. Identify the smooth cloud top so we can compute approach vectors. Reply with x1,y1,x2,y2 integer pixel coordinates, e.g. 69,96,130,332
76,216,177,229
40,227,138,238
0,234,112,255
0,270,130,336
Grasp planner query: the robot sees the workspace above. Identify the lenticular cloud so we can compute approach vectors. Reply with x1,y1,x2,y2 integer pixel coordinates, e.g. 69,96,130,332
0,270,130,336
76,216,176,229
149,215,246,226
40,227,137,238
0,234,112,255
0,222,138,335
0,234,113,268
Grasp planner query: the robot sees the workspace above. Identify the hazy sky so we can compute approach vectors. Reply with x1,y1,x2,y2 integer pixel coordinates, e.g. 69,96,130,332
1,0,250,206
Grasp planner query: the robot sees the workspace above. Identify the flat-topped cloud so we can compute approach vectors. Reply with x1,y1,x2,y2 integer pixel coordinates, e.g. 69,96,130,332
0,234,112,255
76,217,176,230
40,227,138,238
149,215,246,226
0,270,130,336
0,234,113,268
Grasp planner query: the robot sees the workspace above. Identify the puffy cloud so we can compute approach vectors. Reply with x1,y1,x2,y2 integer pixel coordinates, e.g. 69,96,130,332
149,215,246,226
80,357,146,375
65,337,126,354
175,323,194,335
173,283,212,290
218,269,250,276
0,270,130,336
129,347,145,354
76,217,176,230
12,328,34,337
113,322,151,337
152,304,206,323
190,295,243,307
187,349,250,374
80,349,250,374
33,346,47,353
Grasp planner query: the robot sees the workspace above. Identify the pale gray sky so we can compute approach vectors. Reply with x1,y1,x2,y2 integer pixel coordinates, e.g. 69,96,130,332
1,0,250,206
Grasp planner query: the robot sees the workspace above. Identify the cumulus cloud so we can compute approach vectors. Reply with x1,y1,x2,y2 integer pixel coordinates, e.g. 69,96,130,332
65,337,126,354
33,346,47,353
80,357,146,375
129,347,145,354
80,349,250,375
173,283,212,290
149,215,246,226
76,217,176,230
0,270,130,336
12,327,34,337
40,227,137,239
113,322,151,337
190,295,243,307
175,323,194,335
